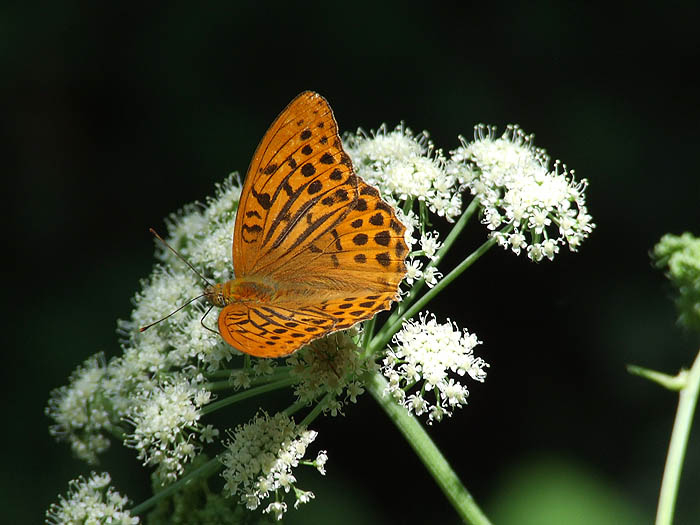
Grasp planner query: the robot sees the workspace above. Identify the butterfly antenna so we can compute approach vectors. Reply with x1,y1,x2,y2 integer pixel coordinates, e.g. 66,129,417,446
148,228,214,287
139,293,208,332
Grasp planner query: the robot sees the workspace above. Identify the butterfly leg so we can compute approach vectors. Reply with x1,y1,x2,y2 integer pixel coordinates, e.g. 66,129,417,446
200,304,220,336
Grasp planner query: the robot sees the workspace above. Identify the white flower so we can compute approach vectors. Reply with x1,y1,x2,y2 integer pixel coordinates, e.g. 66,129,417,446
344,124,463,222
221,412,321,520
230,369,252,390
346,381,365,403
160,175,241,279
382,313,489,424
294,488,316,509
264,501,288,521
200,424,220,443
314,450,329,475
398,208,419,251
404,258,424,285
46,472,138,525
423,266,442,288
254,359,276,375
448,124,595,261
45,174,246,470
45,354,112,464
420,231,442,261
124,377,214,483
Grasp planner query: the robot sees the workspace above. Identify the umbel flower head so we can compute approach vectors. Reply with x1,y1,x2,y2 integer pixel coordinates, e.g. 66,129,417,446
653,232,700,332
220,411,326,520
45,353,111,464
46,472,138,525
382,313,489,424
124,375,218,483
449,125,595,261
286,329,372,416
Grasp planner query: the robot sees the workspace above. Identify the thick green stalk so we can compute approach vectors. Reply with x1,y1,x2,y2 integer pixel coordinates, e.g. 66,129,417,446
656,348,700,525
365,370,491,525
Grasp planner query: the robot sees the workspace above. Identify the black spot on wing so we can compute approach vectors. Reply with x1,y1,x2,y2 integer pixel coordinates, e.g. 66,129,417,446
376,252,391,267
374,230,391,246
301,163,316,177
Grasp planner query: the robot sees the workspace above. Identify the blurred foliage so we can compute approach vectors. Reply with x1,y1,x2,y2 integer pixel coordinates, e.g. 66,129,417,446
488,457,646,525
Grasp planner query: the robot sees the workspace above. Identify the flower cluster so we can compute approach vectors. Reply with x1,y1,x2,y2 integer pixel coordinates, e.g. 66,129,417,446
46,175,244,479
45,354,111,464
382,313,489,424
125,174,243,371
448,125,594,261
653,232,700,332
46,472,138,525
287,330,371,416
124,376,218,483
344,124,463,222
220,411,325,520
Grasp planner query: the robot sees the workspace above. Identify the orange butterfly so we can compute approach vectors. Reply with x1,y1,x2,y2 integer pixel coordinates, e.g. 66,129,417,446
198,92,408,357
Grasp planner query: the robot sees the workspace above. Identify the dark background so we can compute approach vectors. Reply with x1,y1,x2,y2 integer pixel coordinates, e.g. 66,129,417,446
4,2,700,523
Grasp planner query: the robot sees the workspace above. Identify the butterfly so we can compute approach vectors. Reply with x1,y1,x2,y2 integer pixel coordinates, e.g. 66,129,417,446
201,91,408,358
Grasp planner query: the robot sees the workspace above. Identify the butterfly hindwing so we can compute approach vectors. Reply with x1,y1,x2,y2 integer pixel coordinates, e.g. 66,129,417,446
218,302,337,358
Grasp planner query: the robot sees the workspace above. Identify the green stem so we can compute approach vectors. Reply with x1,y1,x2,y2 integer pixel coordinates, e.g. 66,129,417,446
656,348,700,525
284,399,308,418
300,393,332,427
370,235,498,354
362,316,377,350
205,369,235,379
200,376,297,415
205,380,237,392
130,456,222,516
365,370,491,525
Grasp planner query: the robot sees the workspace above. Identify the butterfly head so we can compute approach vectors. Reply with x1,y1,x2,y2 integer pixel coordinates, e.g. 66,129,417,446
204,283,228,307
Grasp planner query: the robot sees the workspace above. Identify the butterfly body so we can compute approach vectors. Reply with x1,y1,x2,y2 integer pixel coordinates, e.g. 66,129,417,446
205,278,278,307
210,91,408,358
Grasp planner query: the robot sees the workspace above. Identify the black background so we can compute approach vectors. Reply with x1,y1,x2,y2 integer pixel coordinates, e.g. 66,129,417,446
4,2,700,523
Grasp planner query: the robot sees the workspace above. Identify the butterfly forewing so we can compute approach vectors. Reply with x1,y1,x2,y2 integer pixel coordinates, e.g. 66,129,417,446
233,91,358,277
